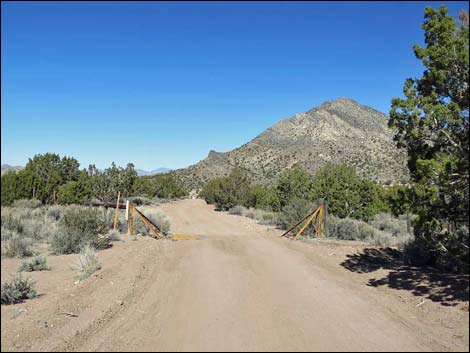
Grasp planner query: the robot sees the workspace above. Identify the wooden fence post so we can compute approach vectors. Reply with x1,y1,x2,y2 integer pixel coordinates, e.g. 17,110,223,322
323,200,328,237
129,204,134,235
317,198,324,237
113,191,121,230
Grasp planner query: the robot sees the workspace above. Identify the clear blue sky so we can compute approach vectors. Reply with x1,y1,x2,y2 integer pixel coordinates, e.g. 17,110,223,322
1,1,467,170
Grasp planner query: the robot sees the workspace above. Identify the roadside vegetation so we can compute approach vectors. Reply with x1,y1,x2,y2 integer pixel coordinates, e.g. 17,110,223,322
202,164,413,247
1,202,124,258
1,199,172,304
0,152,177,304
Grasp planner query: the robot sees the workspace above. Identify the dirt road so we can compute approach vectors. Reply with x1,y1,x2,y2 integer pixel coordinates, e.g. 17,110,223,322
1,199,468,351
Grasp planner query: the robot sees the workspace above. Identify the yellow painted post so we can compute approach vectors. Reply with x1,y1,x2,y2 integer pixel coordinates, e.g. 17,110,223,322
113,191,121,230
294,207,320,240
129,205,134,235
316,204,323,237
281,210,316,237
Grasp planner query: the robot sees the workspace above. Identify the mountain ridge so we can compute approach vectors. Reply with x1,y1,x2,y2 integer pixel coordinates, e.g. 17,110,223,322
170,97,409,189
136,167,172,176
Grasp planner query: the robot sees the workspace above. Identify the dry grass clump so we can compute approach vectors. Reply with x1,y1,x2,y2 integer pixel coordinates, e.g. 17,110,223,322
76,245,101,280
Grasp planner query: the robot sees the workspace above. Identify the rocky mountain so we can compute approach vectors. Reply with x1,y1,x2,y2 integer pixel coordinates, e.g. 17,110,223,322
136,168,172,177
1,164,23,175
171,97,409,190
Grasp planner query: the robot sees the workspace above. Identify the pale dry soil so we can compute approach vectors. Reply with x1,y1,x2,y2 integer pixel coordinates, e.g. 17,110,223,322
1,199,468,352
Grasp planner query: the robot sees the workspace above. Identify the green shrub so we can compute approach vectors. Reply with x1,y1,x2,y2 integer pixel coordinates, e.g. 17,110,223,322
18,256,50,272
276,165,313,208
152,175,188,199
327,217,363,240
77,245,101,280
2,237,34,258
133,175,187,199
404,226,469,273
1,275,37,305
51,206,110,254
200,169,252,211
403,238,434,267
1,171,22,206
310,163,386,221
248,184,281,212
369,212,410,237
56,180,89,205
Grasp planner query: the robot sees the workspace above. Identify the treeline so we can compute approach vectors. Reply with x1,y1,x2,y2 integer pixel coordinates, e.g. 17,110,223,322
200,163,402,222
1,153,188,206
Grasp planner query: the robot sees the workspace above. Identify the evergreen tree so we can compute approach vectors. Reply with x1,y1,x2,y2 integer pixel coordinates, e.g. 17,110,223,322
389,6,469,271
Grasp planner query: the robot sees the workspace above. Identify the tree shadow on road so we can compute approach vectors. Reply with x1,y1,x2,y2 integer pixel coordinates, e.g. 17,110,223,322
340,248,469,306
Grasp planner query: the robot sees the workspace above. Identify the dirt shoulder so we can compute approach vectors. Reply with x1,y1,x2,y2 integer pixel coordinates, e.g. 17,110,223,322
1,199,468,351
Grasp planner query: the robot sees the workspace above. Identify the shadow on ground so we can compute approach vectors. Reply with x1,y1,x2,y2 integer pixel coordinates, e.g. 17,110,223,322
340,248,469,306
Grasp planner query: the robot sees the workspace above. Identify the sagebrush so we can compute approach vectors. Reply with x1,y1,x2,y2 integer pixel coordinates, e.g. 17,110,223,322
1,275,37,305
51,206,112,254
18,256,50,272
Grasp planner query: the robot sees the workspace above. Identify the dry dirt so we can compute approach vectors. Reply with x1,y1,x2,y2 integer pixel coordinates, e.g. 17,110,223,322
1,199,468,352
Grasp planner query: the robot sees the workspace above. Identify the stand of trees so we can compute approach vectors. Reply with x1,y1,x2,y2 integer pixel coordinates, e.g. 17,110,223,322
200,164,390,222
1,153,188,206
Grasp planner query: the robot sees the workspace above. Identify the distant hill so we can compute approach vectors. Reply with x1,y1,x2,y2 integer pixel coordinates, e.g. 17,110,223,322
1,164,23,175
136,167,172,176
171,97,409,190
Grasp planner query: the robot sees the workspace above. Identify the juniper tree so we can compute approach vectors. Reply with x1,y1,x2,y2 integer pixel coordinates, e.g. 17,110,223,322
389,6,469,270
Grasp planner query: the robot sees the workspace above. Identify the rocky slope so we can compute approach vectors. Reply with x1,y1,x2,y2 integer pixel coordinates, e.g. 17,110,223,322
171,97,409,189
